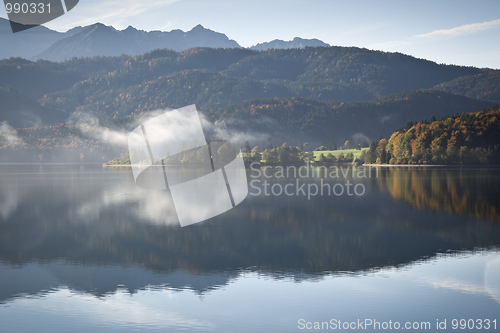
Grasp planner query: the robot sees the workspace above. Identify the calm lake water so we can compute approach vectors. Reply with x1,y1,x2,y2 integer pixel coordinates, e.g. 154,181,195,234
0,164,499,332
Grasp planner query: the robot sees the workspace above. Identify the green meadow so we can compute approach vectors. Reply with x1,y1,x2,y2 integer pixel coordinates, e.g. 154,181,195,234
313,149,367,160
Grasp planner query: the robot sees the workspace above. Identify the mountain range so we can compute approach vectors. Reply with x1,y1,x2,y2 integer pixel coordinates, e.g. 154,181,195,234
0,18,330,61
250,37,329,51
1,20,499,162
0,17,64,60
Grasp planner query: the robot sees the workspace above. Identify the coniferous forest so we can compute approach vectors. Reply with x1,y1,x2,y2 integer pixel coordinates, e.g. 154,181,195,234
0,46,499,162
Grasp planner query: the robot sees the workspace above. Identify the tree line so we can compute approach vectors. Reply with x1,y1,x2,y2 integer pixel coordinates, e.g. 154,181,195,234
362,107,500,165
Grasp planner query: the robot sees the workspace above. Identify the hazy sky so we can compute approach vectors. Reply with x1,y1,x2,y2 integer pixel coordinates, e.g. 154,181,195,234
2,0,499,68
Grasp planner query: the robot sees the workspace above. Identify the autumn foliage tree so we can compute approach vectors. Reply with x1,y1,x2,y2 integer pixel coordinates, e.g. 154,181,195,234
383,107,500,165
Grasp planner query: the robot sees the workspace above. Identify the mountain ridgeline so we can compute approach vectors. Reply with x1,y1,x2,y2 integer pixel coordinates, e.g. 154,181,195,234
33,24,242,62
0,42,499,162
250,37,330,50
0,18,330,61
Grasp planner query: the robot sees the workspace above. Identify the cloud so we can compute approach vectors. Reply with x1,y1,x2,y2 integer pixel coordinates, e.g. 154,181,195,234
211,124,271,145
369,18,500,50
415,19,500,40
0,178,22,219
379,115,391,123
20,288,215,331
351,133,371,145
0,121,23,146
67,107,272,164
19,112,43,128
72,183,180,226
419,277,499,297
485,257,500,304
67,111,130,147
202,116,275,145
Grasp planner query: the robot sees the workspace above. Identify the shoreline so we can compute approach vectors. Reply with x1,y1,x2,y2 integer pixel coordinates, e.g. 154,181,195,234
363,163,447,167
363,163,500,168
103,162,500,168
102,162,357,168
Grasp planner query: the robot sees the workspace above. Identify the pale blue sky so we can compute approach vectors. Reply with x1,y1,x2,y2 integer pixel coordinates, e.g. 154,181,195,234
2,0,500,68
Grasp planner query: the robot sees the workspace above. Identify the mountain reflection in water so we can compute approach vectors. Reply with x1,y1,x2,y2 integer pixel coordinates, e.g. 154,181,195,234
0,164,499,303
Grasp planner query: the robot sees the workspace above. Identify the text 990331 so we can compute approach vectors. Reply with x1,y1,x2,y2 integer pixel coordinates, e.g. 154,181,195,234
3,0,79,33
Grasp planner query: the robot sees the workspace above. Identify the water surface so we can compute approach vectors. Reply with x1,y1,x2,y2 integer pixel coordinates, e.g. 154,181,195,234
0,164,499,332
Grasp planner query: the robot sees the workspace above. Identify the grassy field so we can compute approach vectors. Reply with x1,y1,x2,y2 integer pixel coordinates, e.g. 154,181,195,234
242,148,367,164
313,149,366,160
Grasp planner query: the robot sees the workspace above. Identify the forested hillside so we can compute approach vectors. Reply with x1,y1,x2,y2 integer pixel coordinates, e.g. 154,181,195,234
1,46,499,161
364,107,500,165
434,71,500,104
35,46,485,118
0,87,46,127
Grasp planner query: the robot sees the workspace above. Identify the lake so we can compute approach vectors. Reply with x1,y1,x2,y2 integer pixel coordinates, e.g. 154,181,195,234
0,163,499,332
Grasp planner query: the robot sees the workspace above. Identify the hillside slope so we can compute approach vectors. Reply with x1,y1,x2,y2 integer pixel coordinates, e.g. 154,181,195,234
434,71,500,104
1,46,499,161
365,107,500,165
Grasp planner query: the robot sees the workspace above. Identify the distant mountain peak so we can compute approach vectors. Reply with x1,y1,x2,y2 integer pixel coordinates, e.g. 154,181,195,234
32,23,241,61
122,25,144,36
2,20,334,62
124,25,136,31
250,37,330,51
91,22,106,28
187,24,218,35
78,22,116,36
191,24,206,30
